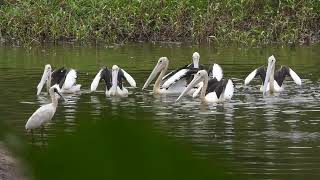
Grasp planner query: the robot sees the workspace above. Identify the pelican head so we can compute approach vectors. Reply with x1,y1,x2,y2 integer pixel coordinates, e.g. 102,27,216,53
37,64,52,95
192,52,200,68
110,65,120,95
176,70,207,102
262,55,276,94
142,57,169,90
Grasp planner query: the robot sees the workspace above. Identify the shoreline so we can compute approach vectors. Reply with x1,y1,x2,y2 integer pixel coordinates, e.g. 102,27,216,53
0,142,27,180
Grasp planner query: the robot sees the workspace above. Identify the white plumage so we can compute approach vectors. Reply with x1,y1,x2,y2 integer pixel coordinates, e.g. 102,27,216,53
162,69,188,88
26,85,63,130
122,69,136,88
176,70,234,103
289,68,302,85
37,64,81,95
90,65,136,97
90,69,103,92
161,52,202,90
62,69,77,90
244,69,257,85
223,79,234,100
25,104,56,130
245,55,302,94
210,64,223,81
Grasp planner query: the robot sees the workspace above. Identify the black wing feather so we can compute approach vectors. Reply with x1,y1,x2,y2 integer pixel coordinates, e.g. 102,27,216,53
274,66,290,86
117,69,125,90
100,67,112,90
206,78,228,99
51,67,68,88
255,66,266,82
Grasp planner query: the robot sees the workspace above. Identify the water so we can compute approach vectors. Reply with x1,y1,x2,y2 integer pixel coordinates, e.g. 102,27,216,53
1,43,320,179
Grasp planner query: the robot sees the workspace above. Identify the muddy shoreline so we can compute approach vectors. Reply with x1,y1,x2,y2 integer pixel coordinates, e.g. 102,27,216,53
0,143,27,180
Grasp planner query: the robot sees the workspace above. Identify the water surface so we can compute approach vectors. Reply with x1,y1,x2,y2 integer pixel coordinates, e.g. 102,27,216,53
0,43,320,179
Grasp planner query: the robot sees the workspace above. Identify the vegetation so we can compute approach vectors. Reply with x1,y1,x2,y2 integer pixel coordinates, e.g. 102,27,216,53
0,0,319,46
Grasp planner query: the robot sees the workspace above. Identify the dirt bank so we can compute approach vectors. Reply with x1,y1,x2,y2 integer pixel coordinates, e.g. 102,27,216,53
0,143,27,180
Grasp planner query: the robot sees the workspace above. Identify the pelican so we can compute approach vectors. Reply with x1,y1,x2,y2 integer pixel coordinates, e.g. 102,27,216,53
90,65,136,97
26,85,65,133
37,64,81,95
176,70,234,103
191,63,224,98
142,57,200,94
161,52,204,89
244,55,302,94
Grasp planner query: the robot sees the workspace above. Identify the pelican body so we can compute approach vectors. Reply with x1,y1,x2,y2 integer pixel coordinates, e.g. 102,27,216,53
161,52,205,89
176,70,234,103
142,57,202,94
91,65,136,97
244,55,302,94
37,64,81,95
26,85,64,130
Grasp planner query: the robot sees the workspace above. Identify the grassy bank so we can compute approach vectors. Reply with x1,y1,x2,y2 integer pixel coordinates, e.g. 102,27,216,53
0,0,319,46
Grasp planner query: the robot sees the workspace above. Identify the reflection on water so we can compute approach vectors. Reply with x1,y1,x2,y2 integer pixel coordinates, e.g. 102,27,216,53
0,44,320,179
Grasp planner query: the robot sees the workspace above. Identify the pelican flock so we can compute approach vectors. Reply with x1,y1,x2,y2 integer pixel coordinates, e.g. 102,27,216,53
26,54,303,138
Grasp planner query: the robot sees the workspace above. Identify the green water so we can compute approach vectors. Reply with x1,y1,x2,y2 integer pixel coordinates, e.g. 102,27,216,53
0,43,320,179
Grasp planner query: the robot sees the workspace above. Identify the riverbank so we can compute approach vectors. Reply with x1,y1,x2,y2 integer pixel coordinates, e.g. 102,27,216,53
0,0,319,46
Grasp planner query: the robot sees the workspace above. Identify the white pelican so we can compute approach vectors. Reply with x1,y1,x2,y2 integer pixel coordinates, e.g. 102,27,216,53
176,70,234,103
37,64,81,95
142,57,201,94
26,85,65,133
244,55,302,94
90,65,136,97
161,52,204,89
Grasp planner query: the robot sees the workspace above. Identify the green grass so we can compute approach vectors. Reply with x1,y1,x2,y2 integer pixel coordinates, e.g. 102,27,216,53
0,0,319,46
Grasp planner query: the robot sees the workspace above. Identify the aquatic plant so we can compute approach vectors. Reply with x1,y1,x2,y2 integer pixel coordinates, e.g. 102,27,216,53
0,0,319,46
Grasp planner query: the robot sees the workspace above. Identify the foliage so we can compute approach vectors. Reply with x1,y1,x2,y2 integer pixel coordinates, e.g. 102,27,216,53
0,0,319,46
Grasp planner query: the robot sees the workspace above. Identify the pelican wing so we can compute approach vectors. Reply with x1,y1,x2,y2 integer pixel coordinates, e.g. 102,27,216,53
244,66,265,85
100,68,112,90
223,79,234,100
208,64,223,81
90,69,103,92
206,78,220,94
162,69,190,88
121,69,136,87
62,69,77,90
162,64,189,81
289,68,302,85
275,66,302,86
25,104,55,130
51,67,67,87
212,79,228,99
